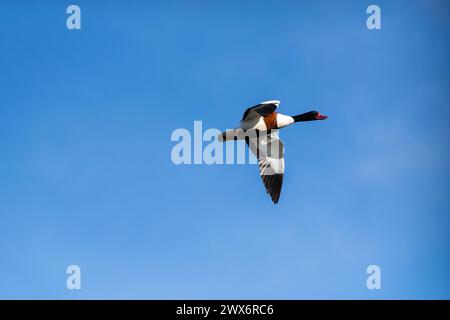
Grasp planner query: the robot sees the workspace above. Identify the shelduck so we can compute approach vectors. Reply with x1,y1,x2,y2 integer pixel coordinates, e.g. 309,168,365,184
219,100,328,204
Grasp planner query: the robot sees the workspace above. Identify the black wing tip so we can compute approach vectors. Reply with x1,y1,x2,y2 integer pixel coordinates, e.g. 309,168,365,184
262,173,283,204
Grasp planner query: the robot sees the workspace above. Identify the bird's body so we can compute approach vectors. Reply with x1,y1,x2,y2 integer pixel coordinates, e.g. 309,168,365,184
219,100,328,204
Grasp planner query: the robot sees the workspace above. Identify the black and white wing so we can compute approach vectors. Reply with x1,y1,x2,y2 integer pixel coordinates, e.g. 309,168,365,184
241,100,280,121
246,130,285,204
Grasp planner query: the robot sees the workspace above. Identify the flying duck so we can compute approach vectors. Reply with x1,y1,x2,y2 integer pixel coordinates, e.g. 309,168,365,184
219,100,328,204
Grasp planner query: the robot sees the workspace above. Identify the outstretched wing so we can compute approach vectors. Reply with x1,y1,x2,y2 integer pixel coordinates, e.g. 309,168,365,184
246,130,285,204
241,100,280,121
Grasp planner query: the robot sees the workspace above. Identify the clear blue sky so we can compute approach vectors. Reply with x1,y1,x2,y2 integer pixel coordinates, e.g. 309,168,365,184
0,0,449,299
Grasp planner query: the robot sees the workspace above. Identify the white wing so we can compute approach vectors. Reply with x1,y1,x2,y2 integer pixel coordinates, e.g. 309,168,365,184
246,130,284,203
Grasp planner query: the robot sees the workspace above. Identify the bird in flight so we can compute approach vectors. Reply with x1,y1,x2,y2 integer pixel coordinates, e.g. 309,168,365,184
219,100,328,204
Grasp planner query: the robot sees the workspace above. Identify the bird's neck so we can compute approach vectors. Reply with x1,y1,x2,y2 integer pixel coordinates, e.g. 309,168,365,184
292,112,315,122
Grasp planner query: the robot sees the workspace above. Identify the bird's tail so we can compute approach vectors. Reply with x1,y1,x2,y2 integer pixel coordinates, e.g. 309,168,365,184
218,129,246,142
218,131,230,142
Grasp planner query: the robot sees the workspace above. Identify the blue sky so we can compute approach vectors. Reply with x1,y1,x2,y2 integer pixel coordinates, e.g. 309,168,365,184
0,0,449,299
